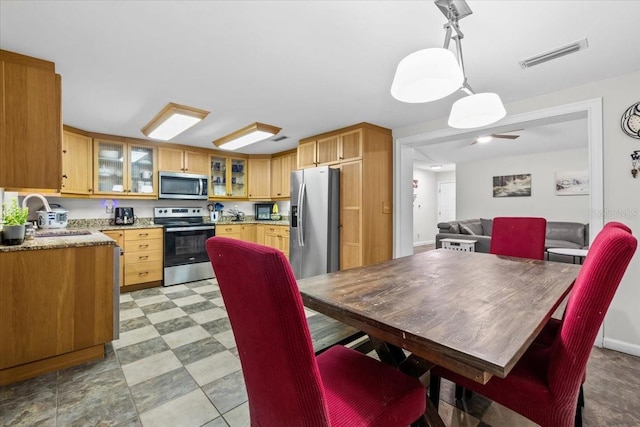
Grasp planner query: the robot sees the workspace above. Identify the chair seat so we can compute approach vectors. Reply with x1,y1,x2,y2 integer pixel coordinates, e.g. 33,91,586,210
318,345,426,427
431,343,563,425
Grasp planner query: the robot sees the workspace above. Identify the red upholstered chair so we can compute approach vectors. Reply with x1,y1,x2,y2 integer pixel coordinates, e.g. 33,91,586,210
206,237,426,426
490,216,547,259
429,225,637,427
532,221,634,410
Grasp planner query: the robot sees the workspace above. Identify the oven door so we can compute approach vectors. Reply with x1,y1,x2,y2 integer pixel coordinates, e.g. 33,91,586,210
164,225,215,267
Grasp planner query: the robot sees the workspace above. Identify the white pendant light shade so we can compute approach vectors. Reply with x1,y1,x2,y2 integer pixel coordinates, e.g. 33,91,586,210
391,48,464,103
448,93,506,129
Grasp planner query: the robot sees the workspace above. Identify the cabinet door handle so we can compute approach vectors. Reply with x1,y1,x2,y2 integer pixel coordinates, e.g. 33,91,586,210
139,271,149,276
138,233,149,237
139,255,149,260
139,244,149,249
62,174,68,179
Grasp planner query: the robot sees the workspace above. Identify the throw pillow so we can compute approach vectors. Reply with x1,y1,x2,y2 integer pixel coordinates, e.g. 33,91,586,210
460,224,476,235
481,218,493,236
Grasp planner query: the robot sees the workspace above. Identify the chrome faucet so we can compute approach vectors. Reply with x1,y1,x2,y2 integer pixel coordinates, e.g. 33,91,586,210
21,193,52,212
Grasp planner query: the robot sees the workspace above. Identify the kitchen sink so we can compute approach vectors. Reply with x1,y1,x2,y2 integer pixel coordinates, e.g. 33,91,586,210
35,229,92,238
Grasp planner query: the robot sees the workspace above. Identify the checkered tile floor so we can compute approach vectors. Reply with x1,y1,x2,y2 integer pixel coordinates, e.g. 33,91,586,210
2,278,639,426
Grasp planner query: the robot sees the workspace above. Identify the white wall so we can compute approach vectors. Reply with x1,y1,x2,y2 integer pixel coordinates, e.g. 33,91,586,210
457,148,589,222
395,70,640,355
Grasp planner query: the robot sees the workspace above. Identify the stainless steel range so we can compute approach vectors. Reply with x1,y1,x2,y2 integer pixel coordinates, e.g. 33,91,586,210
154,207,215,286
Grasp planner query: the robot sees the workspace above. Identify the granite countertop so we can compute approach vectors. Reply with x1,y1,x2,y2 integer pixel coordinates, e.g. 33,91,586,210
0,217,289,252
0,229,116,253
211,219,290,226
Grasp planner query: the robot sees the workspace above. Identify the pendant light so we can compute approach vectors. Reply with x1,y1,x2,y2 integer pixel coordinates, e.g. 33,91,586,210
391,0,506,129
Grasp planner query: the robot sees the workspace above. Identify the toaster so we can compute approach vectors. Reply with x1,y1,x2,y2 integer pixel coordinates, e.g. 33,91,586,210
114,207,135,225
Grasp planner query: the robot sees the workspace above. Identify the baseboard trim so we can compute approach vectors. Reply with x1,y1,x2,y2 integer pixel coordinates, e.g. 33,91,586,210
602,337,640,357
414,240,435,247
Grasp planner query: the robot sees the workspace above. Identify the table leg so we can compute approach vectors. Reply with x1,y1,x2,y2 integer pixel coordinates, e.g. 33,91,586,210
369,337,445,427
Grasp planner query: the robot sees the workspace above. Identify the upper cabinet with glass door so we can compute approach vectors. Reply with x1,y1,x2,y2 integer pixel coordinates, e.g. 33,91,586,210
210,155,247,199
94,139,157,197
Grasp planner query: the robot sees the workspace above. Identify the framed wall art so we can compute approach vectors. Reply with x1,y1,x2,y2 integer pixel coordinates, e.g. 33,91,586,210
555,170,589,195
493,174,531,197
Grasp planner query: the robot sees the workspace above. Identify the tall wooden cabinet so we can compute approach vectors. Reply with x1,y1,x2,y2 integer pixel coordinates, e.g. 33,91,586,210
0,50,62,190
270,151,297,199
62,128,93,195
158,147,209,175
247,158,271,199
298,123,393,270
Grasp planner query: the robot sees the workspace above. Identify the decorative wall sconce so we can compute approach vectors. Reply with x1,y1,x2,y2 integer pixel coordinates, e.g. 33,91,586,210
631,150,639,178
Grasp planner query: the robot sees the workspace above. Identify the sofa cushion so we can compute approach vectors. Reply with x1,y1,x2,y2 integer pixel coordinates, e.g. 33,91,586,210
438,222,460,234
458,219,483,236
545,239,583,250
480,218,493,236
546,222,586,247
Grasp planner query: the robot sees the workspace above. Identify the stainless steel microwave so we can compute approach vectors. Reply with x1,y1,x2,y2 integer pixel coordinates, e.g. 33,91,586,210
159,171,208,200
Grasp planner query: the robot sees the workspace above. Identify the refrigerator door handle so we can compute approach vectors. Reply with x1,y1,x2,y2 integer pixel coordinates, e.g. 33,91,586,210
298,182,306,247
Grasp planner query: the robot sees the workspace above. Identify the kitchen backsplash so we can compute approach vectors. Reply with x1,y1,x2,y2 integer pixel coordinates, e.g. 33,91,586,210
23,196,290,221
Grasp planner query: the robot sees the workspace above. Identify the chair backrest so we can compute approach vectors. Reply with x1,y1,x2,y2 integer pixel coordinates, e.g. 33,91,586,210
206,237,330,426
490,217,547,259
548,226,637,399
604,221,632,233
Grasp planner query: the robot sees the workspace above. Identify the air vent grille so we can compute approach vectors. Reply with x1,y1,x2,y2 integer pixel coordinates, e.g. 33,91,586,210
271,135,288,142
519,38,588,69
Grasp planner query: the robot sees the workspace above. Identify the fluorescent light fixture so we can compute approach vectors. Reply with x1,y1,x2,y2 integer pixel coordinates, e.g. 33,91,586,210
391,48,464,103
448,93,506,129
476,135,493,144
213,122,282,151
141,102,209,141
431,165,443,170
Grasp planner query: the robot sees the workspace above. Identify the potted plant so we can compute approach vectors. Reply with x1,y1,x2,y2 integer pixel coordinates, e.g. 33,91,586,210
2,198,29,245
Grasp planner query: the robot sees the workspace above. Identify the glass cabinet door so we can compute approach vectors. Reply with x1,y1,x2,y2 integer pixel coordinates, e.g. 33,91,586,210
95,140,126,194
129,144,155,196
229,158,246,198
210,155,228,197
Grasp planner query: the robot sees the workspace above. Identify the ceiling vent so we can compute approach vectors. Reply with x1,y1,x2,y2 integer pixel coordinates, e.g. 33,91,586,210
519,38,588,69
271,135,288,142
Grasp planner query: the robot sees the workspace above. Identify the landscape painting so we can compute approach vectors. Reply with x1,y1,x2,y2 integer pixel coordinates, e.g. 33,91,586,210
555,170,589,195
493,174,532,197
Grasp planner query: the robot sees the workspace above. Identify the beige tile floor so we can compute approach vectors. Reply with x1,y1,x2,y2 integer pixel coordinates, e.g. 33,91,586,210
1,276,639,426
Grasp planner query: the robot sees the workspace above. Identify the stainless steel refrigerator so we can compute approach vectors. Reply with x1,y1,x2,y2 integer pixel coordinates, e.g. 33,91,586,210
289,166,340,279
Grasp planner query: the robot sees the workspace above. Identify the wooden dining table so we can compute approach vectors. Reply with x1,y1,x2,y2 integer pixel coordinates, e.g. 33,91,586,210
297,249,581,426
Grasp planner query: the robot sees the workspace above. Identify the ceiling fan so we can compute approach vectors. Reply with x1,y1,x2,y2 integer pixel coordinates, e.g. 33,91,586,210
471,129,523,145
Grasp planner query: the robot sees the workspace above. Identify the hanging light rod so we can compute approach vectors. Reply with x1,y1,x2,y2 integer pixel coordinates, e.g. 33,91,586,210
391,0,506,129
212,122,282,151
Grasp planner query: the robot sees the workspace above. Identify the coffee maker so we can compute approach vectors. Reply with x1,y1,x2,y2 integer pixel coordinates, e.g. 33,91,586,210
114,207,135,225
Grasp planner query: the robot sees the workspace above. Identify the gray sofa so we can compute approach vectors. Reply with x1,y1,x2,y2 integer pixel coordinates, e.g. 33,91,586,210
435,218,589,254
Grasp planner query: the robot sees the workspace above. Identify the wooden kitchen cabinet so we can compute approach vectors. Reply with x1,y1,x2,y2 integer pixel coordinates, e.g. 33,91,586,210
299,123,391,269
241,224,256,242
123,228,163,287
158,146,209,175
210,155,247,199
102,230,124,287
0,50,62,191
93,139,158,198
297,129,361,169
248,158,271,199
262,225,290,258
216,224,243,240
62,128,93,195
0,244,115,385
270,151,296,199
216,223,256,243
